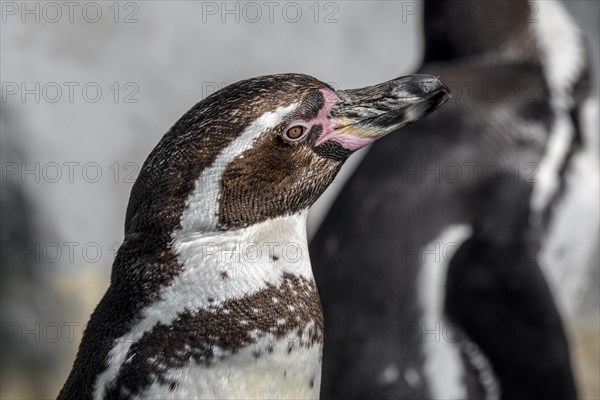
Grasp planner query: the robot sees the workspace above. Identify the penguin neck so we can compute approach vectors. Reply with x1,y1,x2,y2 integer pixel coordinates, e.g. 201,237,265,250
170,210,314,302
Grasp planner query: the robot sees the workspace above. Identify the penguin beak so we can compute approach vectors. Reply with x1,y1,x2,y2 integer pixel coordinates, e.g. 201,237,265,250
316,75,450,151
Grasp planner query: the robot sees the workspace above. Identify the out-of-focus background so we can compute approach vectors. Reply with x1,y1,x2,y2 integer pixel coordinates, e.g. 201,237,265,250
1,1,598,398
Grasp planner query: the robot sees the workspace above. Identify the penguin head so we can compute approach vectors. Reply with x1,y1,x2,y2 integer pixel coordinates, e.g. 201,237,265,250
126,73,449,234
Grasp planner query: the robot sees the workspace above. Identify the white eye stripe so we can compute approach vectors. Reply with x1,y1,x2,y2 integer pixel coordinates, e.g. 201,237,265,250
175,102,299,236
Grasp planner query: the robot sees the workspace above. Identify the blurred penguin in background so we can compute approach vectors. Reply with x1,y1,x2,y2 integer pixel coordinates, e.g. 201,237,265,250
310,0,598,398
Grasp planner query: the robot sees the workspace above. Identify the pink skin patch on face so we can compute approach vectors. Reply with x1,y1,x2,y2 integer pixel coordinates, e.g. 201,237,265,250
285,88,339,143
285,88,375,152
312,88,375,152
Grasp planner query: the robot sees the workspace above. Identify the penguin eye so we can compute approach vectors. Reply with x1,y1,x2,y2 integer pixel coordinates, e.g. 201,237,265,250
283,125,306,142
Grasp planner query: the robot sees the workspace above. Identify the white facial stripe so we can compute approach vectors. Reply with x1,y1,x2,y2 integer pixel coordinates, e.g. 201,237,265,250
93,213,313,399
530,0,585,100
177,102,299,235
419,225,472,400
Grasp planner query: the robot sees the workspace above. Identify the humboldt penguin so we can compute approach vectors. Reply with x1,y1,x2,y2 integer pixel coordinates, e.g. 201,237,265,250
58,73,449,399
311,0,593,398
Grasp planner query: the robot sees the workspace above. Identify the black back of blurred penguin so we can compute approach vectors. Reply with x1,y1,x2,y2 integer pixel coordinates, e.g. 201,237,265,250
312,1,593,399
59,73,449,399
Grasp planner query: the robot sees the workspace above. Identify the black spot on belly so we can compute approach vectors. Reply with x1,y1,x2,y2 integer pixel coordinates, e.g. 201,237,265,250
309,377,315,389
272,255,279,261
169,382,177,391
218,271,229,280
107,273,324,397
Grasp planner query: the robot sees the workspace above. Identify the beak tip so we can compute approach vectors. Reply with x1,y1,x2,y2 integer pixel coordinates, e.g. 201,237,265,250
425,78,451,109
326,74,452,150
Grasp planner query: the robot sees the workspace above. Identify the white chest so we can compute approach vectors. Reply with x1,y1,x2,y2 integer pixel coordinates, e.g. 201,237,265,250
94,214,323,399
138,333,322,399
